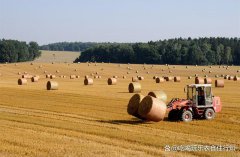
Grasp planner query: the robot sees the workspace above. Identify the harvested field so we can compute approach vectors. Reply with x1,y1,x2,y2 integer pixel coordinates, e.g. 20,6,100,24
0,61,239,157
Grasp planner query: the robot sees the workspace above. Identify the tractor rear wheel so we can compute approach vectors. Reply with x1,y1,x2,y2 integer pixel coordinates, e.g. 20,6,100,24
180,110,193,122
168,109,180,121
204,108,215,120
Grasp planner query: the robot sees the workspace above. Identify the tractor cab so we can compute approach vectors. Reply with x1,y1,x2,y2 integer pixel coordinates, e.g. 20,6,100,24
185,84,213,107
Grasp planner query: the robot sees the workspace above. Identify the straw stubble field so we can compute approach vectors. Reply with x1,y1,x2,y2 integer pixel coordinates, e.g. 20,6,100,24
0,59,239,156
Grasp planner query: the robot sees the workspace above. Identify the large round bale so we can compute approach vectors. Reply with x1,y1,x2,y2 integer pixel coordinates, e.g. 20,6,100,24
70,75,76,79
46,74,51,78
215,80,224,88
174,76,181,82
153,76,158,79
204,78,212,84
224,75,229,79
31,76,39,82
166,76,173,81
234,76,239,81
22,74,31,79
18,78,27,85
148,90,167,103
138,96,167,122
132,76,138,82
113,76,118,79
156,77,164,83
138,76,144,80
188,76,192,79
84,78,93,85
46,81,58,90
50,75,56,79
108,78,117,85
195,77,204,84
128,82,141,93
122,76,127,79
127,94,144,119
228,76,234,80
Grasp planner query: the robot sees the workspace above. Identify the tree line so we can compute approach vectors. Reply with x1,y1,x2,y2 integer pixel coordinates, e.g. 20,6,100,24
40,42,101,52
0,39,41,63
75,37,240,65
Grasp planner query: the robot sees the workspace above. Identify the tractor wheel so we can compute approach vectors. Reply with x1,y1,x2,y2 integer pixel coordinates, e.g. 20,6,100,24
180,110,193,122
204,108,215,120
168,109,180,121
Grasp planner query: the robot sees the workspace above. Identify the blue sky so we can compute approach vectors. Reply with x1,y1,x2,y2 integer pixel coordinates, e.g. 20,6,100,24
0,0,239,45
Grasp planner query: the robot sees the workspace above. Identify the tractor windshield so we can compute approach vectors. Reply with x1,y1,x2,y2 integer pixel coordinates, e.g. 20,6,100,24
187,86,196,103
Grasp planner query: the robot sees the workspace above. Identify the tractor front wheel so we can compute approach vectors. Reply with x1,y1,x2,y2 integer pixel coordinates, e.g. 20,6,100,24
204,108,215,120
180,110,193,122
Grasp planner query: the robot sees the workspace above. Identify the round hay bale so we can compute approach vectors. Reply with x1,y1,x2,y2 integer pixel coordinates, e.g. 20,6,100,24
31,76,39,82
127,94,144,119
56,70,60,73
24,72,28,74
18,72,21,75
166,76,173,81
113,76,118,79
188,76,192,79
70,75,76,79
195,74,198,77
234,76,239,81
215,80,224,88
138,96,167,122
46,74,51,78
156,77,164,83
237,70,239,73
136,70,138,73
153,76,158,79
204,78,212,84
224,75,229,79
76,75,80,79
215,75,219,78
195,77,204,84
18,78,27,85
127,72,130,74
209,71,212,73
50,75,56,79
128,82,141,93
174,76,181,82
46,81,58,90
138,76,144,80
204,75,208,78
98,76,102,79
44,71,47,74
84,78,93,85
123,76,127,79
108,78,117,85
228,76,234,80
148,90,167,103
94,75,98,79
132,76,138,82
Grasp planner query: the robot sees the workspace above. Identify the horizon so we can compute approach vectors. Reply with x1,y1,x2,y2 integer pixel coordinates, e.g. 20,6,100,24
1,0,240,45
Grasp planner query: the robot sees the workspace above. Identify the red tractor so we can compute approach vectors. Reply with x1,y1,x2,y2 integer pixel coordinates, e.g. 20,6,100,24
167,84,222,122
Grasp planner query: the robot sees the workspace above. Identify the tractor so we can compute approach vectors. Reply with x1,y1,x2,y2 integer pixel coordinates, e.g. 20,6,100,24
167,84,222,122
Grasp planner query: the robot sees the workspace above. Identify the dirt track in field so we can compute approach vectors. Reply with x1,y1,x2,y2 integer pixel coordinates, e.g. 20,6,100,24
0,53,239,156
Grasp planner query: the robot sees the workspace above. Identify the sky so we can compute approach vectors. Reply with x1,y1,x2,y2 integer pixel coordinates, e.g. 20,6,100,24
0,0,239,45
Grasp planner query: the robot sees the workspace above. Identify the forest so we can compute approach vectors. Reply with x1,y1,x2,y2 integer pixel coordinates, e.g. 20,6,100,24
40,42,99,52
75,37,240,65
0,39,41,63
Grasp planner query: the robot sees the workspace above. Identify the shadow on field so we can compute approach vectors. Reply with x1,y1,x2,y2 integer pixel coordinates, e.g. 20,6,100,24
97,119,148,125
